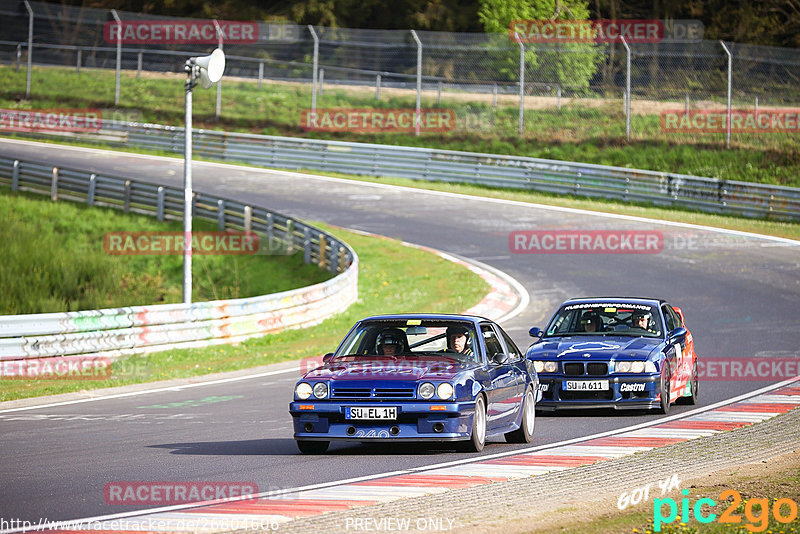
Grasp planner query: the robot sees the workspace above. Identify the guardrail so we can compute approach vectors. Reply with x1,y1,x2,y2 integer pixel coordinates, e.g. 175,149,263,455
0,155,358,360
25,120,800,221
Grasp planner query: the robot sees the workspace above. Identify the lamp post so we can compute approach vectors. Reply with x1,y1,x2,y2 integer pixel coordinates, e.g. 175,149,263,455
183,48,225,304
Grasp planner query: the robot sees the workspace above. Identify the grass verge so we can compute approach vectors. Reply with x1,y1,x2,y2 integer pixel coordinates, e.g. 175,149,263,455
0,223,490,401
0,188,331,314
1,65,798,187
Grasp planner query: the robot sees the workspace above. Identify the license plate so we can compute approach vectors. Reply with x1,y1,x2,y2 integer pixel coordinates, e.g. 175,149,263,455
346,406,397,420
563,380,609,391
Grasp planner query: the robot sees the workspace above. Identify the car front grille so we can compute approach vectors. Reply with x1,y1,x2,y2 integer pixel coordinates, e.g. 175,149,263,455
331,386,416,399
563,362,609,376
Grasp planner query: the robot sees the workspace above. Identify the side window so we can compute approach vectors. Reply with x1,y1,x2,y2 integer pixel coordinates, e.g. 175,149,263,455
662,305,677,332
666,306,683,331
499,327,522,360
481,324,504,358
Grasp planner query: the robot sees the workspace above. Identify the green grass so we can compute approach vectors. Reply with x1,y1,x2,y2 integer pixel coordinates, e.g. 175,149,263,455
1,65,798,188
0,223,490,401
0,188,332,314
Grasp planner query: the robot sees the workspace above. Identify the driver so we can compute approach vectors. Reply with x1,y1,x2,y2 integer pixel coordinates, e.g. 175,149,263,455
632,311,654,332
580,311,602,333
445,325,473,357
376,329,406,356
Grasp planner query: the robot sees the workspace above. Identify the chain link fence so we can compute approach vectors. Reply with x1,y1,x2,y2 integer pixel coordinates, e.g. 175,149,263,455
1,0,799,146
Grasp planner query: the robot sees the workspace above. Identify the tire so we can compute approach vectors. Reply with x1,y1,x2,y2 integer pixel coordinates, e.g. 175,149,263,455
657,365,672,415
505,387,535,443
677,361,698,405
296,440,329,454
460,395,487,452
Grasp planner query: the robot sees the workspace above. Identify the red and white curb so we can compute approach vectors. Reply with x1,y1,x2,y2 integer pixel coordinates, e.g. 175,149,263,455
18,378,798,534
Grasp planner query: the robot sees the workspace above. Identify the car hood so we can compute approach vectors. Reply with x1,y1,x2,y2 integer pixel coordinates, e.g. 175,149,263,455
528,336,662,361
303,355,477,381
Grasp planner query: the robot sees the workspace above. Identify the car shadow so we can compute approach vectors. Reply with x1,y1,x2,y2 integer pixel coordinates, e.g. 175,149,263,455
148,438,299,455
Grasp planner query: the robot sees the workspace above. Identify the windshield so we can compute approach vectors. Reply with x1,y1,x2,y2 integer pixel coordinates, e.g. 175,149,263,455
334,319,479,362
545,303,663,338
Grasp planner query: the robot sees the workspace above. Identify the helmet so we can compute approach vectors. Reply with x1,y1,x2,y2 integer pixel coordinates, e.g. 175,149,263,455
632,311,651,327
446,325,470,338
377,328,406,354
580,311,602,331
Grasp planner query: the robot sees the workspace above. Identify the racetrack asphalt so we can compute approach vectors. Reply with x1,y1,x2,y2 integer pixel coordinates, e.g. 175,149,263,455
0,139,798,527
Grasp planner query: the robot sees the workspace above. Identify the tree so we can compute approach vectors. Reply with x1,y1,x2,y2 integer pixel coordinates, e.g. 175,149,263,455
478,0,603,90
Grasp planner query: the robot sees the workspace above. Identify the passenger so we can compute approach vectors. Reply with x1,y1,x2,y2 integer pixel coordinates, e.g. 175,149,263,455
632,311,654,333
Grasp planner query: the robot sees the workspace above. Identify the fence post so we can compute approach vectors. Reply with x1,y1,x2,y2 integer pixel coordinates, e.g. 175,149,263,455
137,50,142,78
123,180,131,212
87,174,96,206
720,40,732,149
213,20,224,120
76,49,82,73
410,30,422,137
754,96,758,118
258,62,263,88
303,227,311,263
12,160,20,191
621,36,631,142
50,167,59,201
376,74,381,100
110,9,122,106
266,212,274,242
515,33,525,136
23,0,33,99
318,233,326,268
286,219,294,253
217,199,225,230
319,68,324,95
157,186,165,221
308,25,319,120
437,80,442,105
243,205,252,234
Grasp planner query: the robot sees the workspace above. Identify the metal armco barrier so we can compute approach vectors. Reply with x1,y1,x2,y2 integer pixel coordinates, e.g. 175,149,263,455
0,156,358,359
51,121,800,221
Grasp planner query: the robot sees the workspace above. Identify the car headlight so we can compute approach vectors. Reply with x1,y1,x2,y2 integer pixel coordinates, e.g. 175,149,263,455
534,361,557,373
313,382,328,399
645,361,657,373
295,382,312,400
419,382,435,399
631,361,645,373
437,383,454,400
616,361,631,373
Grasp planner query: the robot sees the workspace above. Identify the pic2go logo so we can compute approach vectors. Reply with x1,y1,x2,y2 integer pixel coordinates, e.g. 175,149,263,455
654,489,799,532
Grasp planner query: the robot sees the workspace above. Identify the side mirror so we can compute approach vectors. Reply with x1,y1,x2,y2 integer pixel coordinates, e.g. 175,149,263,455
529,327,544,339
492,352,509,365
668,327,687,342
322,352,334,363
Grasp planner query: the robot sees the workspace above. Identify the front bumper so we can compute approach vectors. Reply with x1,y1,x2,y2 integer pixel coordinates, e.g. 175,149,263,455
289,400,477,441
535,374,661,411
